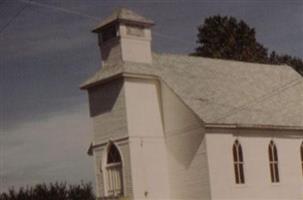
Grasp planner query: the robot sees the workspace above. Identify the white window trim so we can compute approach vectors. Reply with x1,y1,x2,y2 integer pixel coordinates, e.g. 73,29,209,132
102,142,124,197
269,140,280,183
233,139,245,184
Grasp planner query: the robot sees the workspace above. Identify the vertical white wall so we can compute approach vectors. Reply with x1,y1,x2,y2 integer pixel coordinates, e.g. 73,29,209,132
205,128,303,200
124,78,170,199
88,78,133,198
161,82,211,200
120,24,152,64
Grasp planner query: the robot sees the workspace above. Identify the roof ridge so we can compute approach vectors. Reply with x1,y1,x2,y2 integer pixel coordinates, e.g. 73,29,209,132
154,52,292,68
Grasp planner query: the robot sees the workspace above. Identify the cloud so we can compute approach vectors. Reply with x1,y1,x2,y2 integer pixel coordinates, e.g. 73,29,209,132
0,104,95,192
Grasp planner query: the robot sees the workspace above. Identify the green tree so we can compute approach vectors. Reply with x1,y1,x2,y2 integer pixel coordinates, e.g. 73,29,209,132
0,182,95,200
194,15,268,63
269,51,303,75
193,15,303,76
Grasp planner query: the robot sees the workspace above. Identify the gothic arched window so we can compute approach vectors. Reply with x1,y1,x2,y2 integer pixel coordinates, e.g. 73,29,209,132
233,140,245,184
106,143,123,196
268,140,279,183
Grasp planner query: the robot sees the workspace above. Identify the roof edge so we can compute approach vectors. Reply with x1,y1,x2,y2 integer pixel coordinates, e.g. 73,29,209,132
205,123,303,131
80,73,123,90
155,53,295,69
92,18,154,33
80,72,159,90
92,8,154,33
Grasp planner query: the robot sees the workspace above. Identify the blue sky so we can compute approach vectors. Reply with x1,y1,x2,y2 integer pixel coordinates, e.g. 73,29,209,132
1,0,302,192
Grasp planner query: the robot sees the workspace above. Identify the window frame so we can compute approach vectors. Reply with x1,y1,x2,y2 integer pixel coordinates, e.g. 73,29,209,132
233,139,245,184
268,140,280,183
103,142,124,197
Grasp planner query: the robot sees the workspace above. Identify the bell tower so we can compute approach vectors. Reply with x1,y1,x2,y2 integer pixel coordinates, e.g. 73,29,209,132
92,8,154,64
82,8,171,199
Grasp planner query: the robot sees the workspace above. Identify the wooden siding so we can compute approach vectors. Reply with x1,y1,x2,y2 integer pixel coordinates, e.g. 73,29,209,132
161,82,211,200
124,79,170,199
88,78,128,144
205,128,303,199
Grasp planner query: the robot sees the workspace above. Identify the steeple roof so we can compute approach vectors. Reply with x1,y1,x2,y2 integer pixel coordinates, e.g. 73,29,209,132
92,8,154,33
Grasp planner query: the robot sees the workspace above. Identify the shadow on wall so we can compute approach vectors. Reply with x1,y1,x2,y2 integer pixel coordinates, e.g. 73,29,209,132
166,127,205,168
88,79,123,117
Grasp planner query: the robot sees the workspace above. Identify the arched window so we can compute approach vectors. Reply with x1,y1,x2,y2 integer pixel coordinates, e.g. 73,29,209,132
106,143,123,196
268,140,279,183
301,142,303,176
233,140,245,184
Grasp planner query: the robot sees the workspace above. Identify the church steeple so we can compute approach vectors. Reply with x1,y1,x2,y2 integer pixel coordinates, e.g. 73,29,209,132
92,8,154,65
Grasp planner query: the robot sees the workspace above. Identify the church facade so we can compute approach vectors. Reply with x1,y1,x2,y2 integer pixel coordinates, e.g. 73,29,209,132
81,8,303,200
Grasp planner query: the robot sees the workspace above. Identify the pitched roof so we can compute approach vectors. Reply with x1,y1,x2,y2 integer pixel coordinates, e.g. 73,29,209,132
92,8,154,32
81,54,303,127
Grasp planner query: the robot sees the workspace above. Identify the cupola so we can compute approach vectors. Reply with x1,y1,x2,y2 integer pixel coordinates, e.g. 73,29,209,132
92,8,154,64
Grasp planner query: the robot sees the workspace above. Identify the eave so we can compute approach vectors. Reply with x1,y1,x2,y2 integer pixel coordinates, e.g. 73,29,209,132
80,72,159,90
205,123,303,131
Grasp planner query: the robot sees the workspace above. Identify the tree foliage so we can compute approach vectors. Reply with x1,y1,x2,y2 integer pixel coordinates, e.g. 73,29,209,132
269,51,303,75
0,182,95,200
194,15,303,75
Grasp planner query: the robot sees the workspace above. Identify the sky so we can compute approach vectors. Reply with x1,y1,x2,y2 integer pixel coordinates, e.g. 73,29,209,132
1,0,302,193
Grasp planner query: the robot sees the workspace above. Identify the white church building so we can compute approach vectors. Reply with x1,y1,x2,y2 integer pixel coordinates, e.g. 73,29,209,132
81,8,303,200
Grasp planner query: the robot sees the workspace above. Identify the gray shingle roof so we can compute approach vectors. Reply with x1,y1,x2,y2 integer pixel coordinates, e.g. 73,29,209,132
92,8,154,32
81,54,303,127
